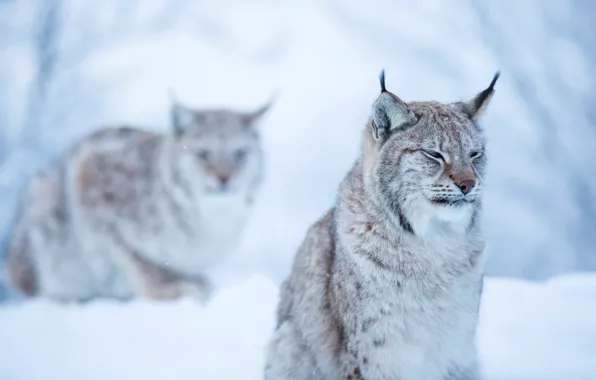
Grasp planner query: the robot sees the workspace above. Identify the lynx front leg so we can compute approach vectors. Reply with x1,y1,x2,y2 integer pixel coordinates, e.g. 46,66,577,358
142,271,212,303
125,249,212,302
264,321,325,380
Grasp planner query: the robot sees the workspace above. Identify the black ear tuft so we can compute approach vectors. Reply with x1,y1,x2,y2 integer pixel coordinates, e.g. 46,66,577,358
379,69,387,93
465,71,500,121
488,71,500,91
472,71,500,113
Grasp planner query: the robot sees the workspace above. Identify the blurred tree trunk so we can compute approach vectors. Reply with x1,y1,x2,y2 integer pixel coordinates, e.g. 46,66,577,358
21,0,61,152
0,0,62,297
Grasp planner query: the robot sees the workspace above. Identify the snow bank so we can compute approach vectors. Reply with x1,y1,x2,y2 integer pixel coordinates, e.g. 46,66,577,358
479,274,596,380
1,274,595,380
0,275,278,380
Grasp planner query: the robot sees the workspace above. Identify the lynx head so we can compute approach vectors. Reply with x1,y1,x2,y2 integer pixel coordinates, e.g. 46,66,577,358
168,98,274,196
363,70,499,236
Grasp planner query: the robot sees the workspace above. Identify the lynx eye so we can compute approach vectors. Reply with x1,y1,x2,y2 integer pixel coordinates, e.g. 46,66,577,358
470,151,483,160
234,148,248,163
421,150,445,162
197,150,211,162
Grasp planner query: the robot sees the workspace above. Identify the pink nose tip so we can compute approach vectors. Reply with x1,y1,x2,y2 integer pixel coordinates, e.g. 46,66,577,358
457,178,476,195
216,173,231,185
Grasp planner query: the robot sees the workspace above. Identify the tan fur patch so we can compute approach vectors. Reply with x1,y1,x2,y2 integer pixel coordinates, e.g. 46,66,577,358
125,248,210,301
6,238,38,296
76,154,97,195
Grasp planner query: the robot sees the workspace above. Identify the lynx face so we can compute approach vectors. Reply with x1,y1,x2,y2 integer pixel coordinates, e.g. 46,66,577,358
170,103,272,195
366,71,499,235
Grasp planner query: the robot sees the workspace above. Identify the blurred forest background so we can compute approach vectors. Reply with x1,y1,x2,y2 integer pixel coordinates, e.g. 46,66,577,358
0,0,595,301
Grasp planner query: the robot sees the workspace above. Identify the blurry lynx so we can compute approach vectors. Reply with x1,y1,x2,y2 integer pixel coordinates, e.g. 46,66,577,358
264,71,499,380
6,97,273,302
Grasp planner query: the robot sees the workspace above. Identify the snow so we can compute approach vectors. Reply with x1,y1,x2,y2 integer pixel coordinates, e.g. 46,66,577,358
0,275,278,380
1,274,595,380
478,274,596,380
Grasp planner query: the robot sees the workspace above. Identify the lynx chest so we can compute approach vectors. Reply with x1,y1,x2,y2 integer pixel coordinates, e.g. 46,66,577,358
194,193,252,264
342,253,482,380
136,191,252,275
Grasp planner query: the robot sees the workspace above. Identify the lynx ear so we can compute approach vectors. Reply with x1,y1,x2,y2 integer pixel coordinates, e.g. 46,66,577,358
241,92,278,127
168,90,200,136
170,103,197,136
372,70,416,141
464,71,500,121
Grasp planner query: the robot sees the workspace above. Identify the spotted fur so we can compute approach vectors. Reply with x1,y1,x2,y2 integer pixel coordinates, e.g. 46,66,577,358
264,71,499,380
5,99,273,302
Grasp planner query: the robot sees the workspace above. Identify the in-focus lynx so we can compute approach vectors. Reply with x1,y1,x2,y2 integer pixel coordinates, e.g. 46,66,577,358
264,71,499,380
6,97,273,302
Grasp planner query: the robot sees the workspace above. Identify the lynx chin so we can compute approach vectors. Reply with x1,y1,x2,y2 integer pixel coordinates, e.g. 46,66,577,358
5,97,274,303
264,71,499,380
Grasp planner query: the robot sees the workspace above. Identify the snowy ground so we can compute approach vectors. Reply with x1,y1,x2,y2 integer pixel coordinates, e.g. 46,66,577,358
1,274,595,380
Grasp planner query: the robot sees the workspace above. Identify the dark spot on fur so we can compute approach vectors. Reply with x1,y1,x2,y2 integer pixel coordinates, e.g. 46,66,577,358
365,224,372,232
354,367,362,379
51,206,67,224
377,154,415,234
103,192,115,203
467,207,479,232
373,337,385,347
397,207,414,233
361,318,377,333
470,249,481,267
348,345,360,359
347,366,363,379
337,320,347,352
367,253,391,270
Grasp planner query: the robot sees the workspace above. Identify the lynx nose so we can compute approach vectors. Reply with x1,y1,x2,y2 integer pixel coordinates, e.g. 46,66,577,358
456,178,476,195
216,172,231,186
451,171,476,195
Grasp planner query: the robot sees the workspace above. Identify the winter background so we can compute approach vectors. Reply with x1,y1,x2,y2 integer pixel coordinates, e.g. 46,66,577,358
0,0,595,379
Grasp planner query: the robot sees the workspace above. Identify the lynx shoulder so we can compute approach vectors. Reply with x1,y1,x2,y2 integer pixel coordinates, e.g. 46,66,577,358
264,71,499,380
5,98,274,302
